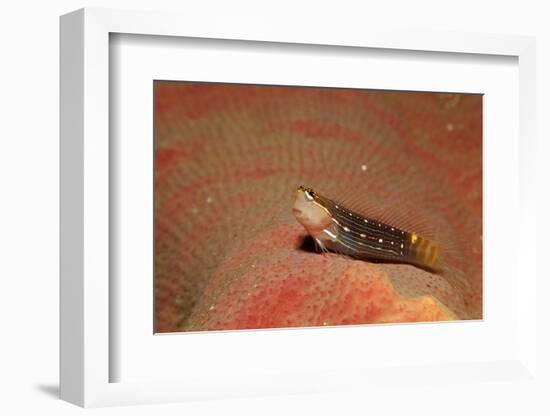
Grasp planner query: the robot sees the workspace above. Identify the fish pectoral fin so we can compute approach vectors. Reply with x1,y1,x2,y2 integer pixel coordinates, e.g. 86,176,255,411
313,238,328,254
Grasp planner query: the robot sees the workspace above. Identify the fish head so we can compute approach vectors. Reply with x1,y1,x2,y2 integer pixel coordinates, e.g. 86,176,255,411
293,186,332,232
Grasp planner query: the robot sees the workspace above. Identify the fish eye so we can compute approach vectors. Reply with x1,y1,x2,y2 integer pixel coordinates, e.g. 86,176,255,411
304,189,315,201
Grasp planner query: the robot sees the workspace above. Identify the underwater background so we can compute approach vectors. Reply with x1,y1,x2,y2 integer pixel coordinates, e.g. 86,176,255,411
154,82,482,332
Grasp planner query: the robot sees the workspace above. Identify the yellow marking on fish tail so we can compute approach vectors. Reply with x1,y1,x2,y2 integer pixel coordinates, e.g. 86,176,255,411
421,238,440,267
412,235,440,268
430,242,440,266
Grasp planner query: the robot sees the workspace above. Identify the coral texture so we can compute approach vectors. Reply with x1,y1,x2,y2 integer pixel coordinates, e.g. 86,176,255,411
154,82,482,332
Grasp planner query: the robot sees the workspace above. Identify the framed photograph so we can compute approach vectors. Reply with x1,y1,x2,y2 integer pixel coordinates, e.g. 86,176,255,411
60,8,538,408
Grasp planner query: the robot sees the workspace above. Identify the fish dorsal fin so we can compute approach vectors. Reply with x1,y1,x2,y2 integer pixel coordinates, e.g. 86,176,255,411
325,188,441,242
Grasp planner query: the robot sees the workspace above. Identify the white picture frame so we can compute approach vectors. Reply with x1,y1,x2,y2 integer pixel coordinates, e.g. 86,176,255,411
60,7,538,408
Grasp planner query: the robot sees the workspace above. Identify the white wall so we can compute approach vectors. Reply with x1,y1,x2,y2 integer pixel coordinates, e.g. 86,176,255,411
1,0,548,414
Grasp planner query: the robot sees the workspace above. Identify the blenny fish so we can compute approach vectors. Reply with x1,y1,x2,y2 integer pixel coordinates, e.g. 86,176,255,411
292,185,441,270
